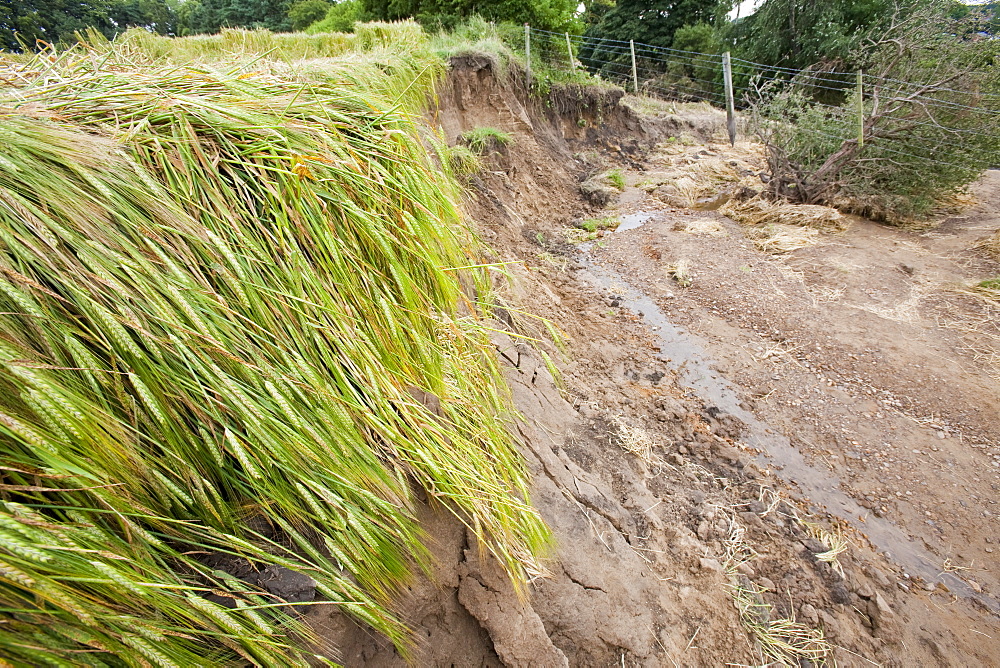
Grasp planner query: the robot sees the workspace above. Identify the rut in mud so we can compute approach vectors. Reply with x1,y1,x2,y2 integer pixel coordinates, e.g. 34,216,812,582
316,57,1000,666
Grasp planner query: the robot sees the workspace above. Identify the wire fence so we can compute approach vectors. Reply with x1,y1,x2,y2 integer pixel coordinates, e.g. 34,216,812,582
521,25,1000,173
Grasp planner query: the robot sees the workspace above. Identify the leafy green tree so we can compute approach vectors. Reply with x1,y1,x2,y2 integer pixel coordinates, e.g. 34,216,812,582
725,0,895,71
305,0,364,33
750,2,1000,220
1,0,116,50
289,0,330,30
176,0,292,35
110,0,176,34
578,0,728,78
360,0,579,32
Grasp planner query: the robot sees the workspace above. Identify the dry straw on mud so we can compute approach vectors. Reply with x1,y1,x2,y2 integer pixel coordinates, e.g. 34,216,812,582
721,197,849,233
0,33,548,665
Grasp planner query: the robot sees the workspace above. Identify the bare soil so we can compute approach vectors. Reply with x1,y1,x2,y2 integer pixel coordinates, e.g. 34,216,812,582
311,58,1000,666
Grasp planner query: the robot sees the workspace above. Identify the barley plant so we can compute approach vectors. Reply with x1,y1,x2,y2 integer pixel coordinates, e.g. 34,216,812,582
0,30,549,665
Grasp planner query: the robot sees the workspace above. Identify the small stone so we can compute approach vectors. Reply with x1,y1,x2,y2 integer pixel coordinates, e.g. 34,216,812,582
737,562,756,577
799,603,819,626
969,580,983,593
697,520,712,541
875,592,894,617
699,558,724,573
759,577,775,591
855,582,874,599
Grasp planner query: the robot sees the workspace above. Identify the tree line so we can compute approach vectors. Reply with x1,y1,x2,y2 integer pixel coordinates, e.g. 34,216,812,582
3,0,998,67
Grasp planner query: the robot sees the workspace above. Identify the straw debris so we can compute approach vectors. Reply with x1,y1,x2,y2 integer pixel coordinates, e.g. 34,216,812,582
721,197,850,233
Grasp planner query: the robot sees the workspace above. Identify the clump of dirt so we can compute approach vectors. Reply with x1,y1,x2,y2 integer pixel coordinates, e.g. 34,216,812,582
314,56,1000,666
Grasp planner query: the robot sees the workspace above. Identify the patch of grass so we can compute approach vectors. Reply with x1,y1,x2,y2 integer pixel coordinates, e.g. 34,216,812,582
576,216,619,233
978,277,1000,290
460,126,514,154
605,168,626,191
445,144,483,177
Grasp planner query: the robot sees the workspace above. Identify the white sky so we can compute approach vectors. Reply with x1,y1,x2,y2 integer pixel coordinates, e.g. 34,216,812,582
728,0,989,21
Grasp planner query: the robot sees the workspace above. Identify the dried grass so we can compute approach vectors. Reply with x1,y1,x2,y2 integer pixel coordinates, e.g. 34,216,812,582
678,217,729,237
744,223,820,253
721,197,850,233
975,231,1000,261
665,258,693,286
611,416,657,463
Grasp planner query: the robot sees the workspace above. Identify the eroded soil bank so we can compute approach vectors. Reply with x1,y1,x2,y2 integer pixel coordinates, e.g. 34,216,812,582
312,57,1000,666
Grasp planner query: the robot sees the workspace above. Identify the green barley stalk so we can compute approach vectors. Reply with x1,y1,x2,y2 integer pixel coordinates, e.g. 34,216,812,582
0,29,548,665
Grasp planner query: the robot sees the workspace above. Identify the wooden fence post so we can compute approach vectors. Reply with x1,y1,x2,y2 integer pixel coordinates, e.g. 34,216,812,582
630,40,638,93
857,70,864,148
524,24,531,82
723,51,736,146
566,32,575,72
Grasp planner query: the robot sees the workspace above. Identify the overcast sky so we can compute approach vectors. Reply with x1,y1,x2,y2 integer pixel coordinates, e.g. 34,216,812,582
729,0,990,21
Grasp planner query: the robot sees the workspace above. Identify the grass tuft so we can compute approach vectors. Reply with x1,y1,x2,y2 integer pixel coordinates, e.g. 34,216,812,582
460,127,515,154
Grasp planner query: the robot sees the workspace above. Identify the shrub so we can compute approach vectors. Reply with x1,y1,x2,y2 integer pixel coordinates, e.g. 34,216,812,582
306,0,365,33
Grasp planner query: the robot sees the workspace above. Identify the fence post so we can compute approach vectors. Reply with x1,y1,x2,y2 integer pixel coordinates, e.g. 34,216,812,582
722,51,736,146
524,24,531,82
566,32,575,72
857,70,864,148
630,40,638,93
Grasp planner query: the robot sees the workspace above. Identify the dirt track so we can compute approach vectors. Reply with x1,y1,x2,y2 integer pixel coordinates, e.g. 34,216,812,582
314,59,1000,666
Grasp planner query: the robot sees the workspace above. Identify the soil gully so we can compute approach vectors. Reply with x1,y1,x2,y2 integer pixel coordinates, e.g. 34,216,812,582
577,226,998,613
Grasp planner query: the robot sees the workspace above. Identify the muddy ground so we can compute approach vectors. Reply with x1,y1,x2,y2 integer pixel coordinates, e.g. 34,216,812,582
311,57,1000,666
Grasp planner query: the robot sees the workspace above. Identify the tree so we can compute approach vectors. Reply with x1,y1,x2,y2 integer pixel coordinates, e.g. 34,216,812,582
176,0,292,35
578,0,728,79
305,0,364,33
289,0,330,30
110,0,176,34
726,0,895,72
1,0,116,50
750,2,1000,220
360,0,579,32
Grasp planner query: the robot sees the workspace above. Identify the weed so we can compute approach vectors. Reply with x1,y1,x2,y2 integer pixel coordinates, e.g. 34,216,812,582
605,168,626,191
666,258,693,287
576,216,619,233
446,144,482,177
460,126,514,154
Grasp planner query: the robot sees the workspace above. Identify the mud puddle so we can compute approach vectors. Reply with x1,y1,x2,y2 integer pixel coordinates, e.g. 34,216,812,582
578,225,996,611
615,212,654,233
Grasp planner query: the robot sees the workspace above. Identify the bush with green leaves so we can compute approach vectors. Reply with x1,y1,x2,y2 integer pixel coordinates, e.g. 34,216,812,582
306,0,365,33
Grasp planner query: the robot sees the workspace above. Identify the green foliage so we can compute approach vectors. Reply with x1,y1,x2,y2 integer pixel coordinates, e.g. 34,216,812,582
0,32,548,665
605,168,626,190
445,144,483,176
577,216,619,232
979,278,1000,290
726,0,895,72
751,6,1000,220
306,0,365,33
176,0,293,36
460,127,515,153
579,0,727,77
362,0,579,33
0,0,176,51
289,0,331,30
